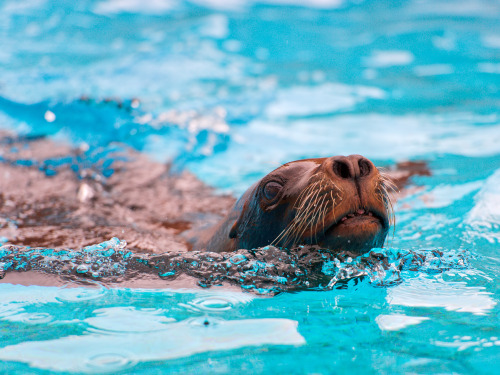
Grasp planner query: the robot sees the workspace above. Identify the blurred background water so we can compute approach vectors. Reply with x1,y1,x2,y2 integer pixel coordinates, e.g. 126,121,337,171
0,0,500,373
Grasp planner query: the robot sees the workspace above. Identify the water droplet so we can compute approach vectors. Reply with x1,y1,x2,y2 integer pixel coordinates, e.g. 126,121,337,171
187,316,223,327
159,270,175,278
76,264,89,273
116,239,127,249
131,99,140,108
44,110,56,122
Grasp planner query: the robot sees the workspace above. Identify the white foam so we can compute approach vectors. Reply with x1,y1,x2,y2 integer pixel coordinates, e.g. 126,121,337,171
364,50,414,68
415,181,482,209
193,112,500,194
94,0,178,14
466,169,500,236
191,0,343,10
413,64,454,76
477,62,500,74
482,34,500,49
266,83,386,118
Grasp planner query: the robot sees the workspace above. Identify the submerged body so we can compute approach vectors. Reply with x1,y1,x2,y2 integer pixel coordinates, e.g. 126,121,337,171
195,155,394,253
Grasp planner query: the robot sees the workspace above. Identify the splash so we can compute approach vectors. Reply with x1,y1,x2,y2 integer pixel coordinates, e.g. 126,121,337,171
0,238,470,295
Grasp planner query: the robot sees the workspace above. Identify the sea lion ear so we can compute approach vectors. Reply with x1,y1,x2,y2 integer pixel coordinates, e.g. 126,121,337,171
229,221,239,239
228,200,249,239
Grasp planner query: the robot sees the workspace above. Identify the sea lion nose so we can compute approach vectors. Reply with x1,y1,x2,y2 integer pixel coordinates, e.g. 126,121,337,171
331,155,374,180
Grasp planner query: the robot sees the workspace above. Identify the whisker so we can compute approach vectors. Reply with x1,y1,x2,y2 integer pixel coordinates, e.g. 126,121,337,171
376,174,397,247
271,172,345,249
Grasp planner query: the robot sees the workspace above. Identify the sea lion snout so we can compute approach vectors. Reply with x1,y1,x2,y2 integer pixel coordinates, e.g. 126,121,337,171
317,155,383,213
328,154,375,180
309,155,391,252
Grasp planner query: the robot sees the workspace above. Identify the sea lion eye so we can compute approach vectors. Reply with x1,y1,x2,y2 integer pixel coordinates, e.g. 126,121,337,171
263,181,283,201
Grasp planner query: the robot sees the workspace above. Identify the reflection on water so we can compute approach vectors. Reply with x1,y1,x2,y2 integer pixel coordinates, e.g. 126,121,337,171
0,283,303,373
387,276,496,315
376,313,429,331
0,317,305,373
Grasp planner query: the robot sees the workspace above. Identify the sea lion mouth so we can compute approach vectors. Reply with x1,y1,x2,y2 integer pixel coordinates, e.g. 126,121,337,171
321,207,388,241
335,209,386,228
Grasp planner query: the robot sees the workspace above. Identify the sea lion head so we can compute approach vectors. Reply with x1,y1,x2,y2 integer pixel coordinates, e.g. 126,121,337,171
208,154,394,254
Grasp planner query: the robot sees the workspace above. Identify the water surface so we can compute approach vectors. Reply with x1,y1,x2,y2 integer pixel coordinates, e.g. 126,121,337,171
1,0,500,373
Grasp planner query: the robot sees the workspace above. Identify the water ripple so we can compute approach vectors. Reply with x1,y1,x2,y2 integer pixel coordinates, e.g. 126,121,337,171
85,352,137,373
85,306,175,333
187,296,235,312
56,283,108,302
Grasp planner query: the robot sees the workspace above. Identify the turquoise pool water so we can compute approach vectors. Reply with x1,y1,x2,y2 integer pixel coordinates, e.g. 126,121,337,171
1,0,500,373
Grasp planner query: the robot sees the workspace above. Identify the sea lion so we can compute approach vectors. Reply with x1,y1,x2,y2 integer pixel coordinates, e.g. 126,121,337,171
195,155,395,253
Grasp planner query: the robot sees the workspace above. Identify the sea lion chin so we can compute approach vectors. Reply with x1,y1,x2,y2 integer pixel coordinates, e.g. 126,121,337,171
194,154,395,254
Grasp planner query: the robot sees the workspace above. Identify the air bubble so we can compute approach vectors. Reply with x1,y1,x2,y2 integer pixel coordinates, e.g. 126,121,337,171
76,264,89,273
229,254,247,265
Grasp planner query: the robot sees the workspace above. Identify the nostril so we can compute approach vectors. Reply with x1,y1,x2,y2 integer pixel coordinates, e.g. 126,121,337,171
333,161,351,179
358,158,371,177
